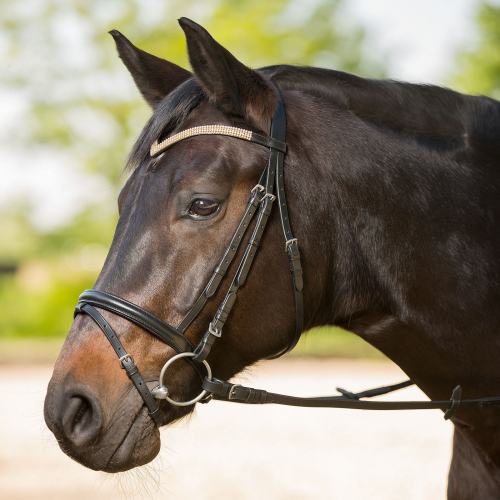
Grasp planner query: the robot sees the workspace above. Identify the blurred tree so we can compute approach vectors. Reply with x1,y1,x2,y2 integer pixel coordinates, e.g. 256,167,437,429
1,0,385,181
453,2,500,98
0,0,386,337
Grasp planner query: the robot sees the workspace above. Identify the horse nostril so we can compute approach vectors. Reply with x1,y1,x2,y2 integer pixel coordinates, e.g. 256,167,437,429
60,390,103,447
72,397,92,431
74,398,90,425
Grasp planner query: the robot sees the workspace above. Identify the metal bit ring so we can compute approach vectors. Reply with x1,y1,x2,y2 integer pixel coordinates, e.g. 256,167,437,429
152,352,212,406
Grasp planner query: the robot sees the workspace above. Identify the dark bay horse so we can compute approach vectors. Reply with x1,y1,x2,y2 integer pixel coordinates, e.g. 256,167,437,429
44,18,500,498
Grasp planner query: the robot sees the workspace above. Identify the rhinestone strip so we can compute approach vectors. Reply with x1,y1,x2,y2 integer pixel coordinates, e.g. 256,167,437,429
150,125,253,157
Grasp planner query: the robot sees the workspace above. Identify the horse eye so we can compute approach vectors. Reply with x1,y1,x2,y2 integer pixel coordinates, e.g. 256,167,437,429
189,199,219,217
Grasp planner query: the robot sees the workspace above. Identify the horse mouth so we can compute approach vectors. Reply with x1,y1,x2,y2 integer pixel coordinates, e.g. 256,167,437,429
102,405,161,473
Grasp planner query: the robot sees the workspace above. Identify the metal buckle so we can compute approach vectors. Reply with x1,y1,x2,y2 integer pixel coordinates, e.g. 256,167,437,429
199,393,213,404
228,384,241,400
285,238,298,252
251,184,265,194
209,322,222,337
261,193,276,203
119,353,134,368
151,352,212,407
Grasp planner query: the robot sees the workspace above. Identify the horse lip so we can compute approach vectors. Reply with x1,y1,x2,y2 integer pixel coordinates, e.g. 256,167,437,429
102,404,159,473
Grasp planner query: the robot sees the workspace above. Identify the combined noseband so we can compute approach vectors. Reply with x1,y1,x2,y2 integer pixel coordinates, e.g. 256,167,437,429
75,91,500,427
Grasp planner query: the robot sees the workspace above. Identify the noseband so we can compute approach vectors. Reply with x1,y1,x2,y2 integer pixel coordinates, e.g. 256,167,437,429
75,90,500,427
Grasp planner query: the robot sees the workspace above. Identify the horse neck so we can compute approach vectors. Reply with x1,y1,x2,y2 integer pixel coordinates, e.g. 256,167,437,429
285,88,500,464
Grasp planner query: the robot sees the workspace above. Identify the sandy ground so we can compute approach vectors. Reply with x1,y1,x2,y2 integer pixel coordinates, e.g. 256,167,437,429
0,358,453,500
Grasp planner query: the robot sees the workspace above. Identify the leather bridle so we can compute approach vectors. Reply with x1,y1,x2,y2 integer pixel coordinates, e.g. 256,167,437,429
74,90,500,427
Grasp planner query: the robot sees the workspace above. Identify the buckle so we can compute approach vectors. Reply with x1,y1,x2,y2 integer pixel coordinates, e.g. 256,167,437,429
228,384,241,400
199,393,213,404
260,193,276,203
209,322,222,337
251,184,265,194
285,238,298,252
119,353,134,368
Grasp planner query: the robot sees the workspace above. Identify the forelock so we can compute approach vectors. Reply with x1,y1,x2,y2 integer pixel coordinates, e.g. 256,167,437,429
126,77,208,172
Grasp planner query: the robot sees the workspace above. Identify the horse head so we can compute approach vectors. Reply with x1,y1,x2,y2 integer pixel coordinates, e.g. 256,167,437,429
43,19,314,472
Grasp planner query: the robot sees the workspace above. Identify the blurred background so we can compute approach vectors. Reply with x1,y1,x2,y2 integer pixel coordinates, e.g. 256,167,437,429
1,0,500,498
1,0,499,357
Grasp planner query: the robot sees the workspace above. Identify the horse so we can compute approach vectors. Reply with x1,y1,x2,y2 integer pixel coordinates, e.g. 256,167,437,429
43,18,500,498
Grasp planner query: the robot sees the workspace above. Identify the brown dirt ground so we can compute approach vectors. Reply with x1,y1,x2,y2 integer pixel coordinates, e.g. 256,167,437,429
0,358,453,499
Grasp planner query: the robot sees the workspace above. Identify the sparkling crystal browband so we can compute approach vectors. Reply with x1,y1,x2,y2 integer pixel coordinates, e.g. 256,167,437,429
150,125,253,157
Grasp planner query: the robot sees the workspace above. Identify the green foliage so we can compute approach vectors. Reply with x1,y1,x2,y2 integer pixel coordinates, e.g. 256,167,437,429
453,2,500,97
0,206,116,337
1,0,385,181
291,327,385,359
0,272,92,338
0,0,385,342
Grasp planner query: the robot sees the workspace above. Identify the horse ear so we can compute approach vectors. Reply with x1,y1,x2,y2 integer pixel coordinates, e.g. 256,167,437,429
109,30,192,109
178,18,277,131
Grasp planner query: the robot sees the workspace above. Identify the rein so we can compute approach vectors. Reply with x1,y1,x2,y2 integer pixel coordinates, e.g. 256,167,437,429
74,90,500,427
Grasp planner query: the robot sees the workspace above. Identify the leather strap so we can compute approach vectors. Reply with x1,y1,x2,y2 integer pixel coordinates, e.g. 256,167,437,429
336,380,413,399
75,303,162,427
444,385,463,420
192,93,305,362
250,133,287,153
192,140,279,362
193,191,276,362
75,291,207,381
77,290,193,353
267,96,304,358
202,378,500,417
176,172,265,333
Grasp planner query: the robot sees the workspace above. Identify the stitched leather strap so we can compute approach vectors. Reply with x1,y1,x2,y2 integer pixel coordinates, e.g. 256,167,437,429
193,194,276,362
250,133,287,153
77,290,193,353
176,174,265,333
192,145,278,362
192,93,305,362
75,303,162,427
75,291,207,381
267,94,304,358
202,378,500,417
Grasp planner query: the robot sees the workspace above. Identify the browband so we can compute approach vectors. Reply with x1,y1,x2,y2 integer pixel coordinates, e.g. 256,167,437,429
150,124,287,157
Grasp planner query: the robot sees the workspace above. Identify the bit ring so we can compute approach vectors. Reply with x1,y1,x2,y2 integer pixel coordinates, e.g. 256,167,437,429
153,352,212,406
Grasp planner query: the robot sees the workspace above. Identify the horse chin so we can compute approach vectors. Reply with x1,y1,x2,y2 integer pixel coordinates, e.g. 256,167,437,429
100,402,196,472
101,406,161,473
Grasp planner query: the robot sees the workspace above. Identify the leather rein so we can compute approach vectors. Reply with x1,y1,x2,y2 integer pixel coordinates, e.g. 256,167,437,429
74,91,500,427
